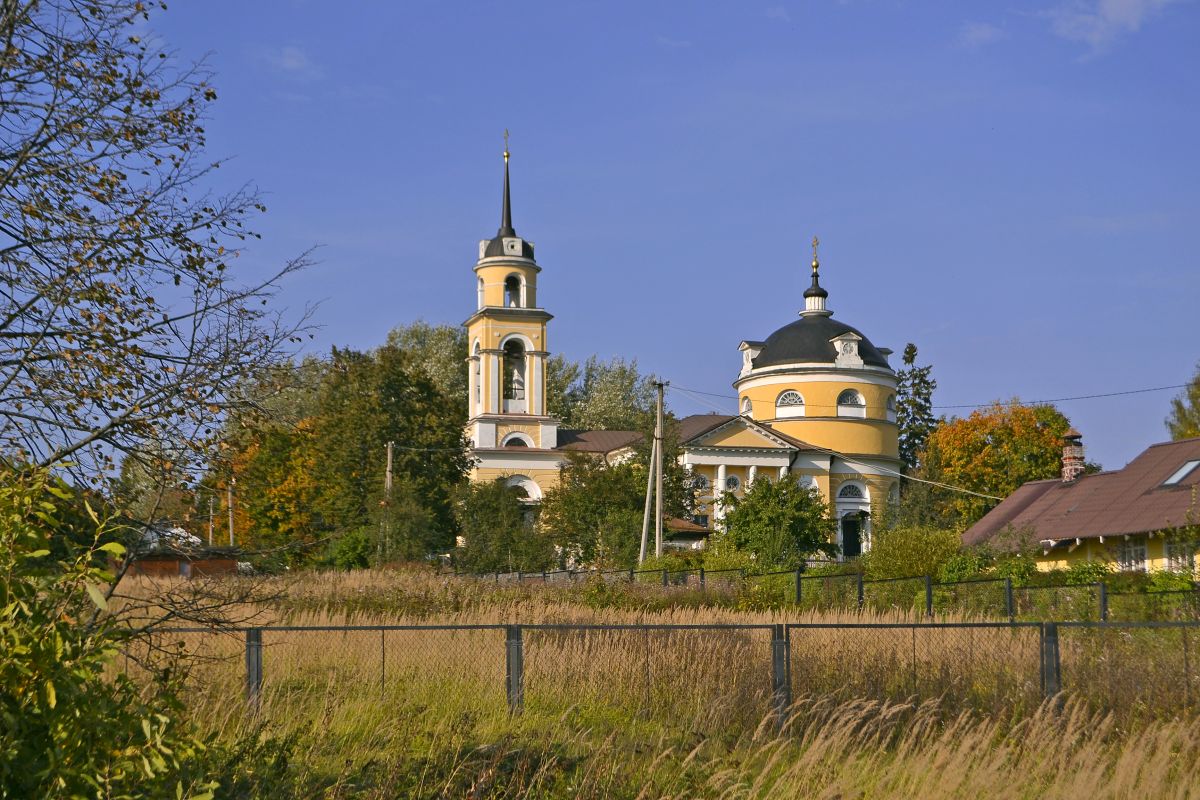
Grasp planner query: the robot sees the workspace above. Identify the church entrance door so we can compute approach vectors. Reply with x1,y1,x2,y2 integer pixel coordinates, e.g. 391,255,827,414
840,515,863,559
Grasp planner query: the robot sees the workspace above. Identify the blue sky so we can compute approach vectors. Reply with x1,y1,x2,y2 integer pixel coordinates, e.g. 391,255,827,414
152,0,1199,471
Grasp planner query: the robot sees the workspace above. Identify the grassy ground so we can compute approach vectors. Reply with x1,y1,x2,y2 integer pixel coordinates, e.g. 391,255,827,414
122,567,1200,798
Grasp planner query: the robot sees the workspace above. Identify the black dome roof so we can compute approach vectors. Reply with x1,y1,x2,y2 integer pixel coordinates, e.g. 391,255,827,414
483,233,535,259
753,315,891,369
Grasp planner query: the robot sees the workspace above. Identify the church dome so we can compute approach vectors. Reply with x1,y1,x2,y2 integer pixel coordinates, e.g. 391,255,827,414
752,315,891,369
483,232,535,259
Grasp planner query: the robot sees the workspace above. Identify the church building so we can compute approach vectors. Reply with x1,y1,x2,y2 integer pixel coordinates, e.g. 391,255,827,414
465,149,901,558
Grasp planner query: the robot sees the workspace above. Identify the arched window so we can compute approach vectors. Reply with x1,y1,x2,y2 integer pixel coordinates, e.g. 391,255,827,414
837,389,866,418
504,274,522,308
775,390,805,419
477,277,484,309
886,394,897,423
504,474,542,502
838,483,865,499
740,397,752,416
501,432,533,447
502,339,526,411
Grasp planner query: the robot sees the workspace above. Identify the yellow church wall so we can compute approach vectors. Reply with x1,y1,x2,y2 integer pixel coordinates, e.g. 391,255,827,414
704,427,782,448
495,422,544,447
772,418,898,459
740,380,895,423
467,317,548,352
475,263,539,308
470,465,562,492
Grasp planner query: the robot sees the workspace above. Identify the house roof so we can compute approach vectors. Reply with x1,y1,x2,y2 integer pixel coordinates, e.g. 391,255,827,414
963,436,1200,547
664,516,709,535
555,429,642,454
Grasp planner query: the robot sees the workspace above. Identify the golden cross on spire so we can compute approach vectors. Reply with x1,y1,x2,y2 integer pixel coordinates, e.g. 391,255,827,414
503,129,510,163
811,235,820,273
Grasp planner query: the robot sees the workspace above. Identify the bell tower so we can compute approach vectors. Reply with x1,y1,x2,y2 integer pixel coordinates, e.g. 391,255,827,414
464,137,558,455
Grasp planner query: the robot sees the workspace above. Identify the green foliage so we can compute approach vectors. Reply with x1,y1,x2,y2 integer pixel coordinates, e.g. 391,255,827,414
937,548,994,583
547,355,657,431
719,478,837,569
1166,361,1200,440
1064,559,1113,585
896,343,938,472
454,480,553,573
1147,569,1196,592
385,321,469,420
860,525,962,580
0,470,215,798
539,456,647,568
332,529,374,570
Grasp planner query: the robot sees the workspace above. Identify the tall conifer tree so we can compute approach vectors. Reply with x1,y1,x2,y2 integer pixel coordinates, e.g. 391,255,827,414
896,343,938,471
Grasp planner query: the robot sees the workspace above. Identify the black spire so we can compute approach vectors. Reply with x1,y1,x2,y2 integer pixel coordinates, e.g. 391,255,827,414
498,132,515,236
803,235,828,299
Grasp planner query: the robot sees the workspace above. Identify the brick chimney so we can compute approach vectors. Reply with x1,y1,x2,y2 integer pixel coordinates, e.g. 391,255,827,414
1062,428,1085,483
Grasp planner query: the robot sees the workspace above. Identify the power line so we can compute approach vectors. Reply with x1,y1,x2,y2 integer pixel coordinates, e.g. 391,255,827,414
668,382,1188,411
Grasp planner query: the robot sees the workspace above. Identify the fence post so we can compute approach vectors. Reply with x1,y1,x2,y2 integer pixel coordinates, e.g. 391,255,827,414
1040,622,1061,698
795,569,802,605
244,628,263,710
629,568,635,583
1098,581,1108,621
1005,577,1015,621
924,575,933,617
505,625,524,714
662,568,669,587
699,567,706,589
516,570,522,584
856,574,865,611
770,624,791,729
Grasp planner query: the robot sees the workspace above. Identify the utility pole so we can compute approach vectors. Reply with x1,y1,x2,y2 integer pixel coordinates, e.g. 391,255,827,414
654,381,667,558
382,441,394,561
639,437,656,564
227,477,235,548
208,495,214,546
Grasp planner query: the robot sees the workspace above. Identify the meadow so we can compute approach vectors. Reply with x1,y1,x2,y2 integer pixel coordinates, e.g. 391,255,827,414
124,568,1200,798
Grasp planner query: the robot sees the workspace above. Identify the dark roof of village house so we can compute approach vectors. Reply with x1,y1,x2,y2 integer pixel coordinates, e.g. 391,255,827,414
963,436,1200,547
555,429,642,454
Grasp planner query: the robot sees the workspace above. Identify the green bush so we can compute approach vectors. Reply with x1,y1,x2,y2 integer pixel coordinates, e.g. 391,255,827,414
0,470,215,798
860,525,962,580
1063,560,1113,585
331,528,373,570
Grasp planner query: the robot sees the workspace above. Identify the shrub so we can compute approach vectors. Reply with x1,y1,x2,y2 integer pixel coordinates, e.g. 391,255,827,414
1064,560,1113,585
332,528,373,570
860,525,962,580
0,470,214,798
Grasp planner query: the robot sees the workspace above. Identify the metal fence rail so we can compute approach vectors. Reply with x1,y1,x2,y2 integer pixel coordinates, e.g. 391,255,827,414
142,620,1200,729
456,568,1200,622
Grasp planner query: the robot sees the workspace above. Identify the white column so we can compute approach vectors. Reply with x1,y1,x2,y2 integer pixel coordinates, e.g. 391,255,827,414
714,464,727,527
467,357,477,417
489,353,501,414
529,354,543,416
779,464,789,479
748,465,758,486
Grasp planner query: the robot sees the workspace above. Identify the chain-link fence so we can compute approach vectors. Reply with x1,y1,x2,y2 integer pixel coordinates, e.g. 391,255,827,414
138,620,1200,730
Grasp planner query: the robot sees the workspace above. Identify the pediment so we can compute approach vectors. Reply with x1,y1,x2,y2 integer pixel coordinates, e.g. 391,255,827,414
688,417,797,451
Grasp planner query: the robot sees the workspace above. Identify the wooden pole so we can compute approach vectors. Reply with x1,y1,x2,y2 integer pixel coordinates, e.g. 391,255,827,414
654,381,666,558
639,437,656,564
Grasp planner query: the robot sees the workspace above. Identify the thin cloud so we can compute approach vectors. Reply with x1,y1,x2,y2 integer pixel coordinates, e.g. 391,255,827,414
261,45,323,78
765,6,791,23
1047,0,1182,52
957,21,1007,48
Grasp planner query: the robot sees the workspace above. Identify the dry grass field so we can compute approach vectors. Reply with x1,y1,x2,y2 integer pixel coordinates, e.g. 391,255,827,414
120,568,1200,798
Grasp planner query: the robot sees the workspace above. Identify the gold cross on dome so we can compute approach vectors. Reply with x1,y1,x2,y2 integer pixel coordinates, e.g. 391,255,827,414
811,235,820,272
503,129,510,162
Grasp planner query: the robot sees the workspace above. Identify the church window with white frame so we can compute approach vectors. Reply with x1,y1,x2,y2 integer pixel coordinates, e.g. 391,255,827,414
724,475,741,492
837,389,866,418
775,390,805,418
838,483,865,499
1117,538,1147,572
741,396,752,415
886,394,897,422
692,473,710,491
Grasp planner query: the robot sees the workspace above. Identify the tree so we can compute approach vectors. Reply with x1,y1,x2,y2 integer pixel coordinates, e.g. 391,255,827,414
920,400,1074,526
538,455,647,568
453,479,552,573
717,477,837,569
545,354,581,422
1166,362,1200,440
0,0,310,489
311,344,471,548
896,343,937,472
386,321,469,418
569,356,657,431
